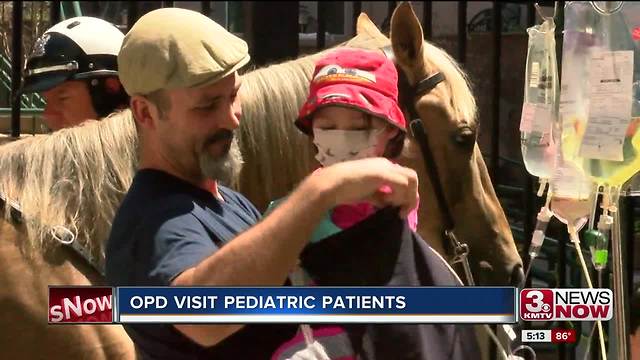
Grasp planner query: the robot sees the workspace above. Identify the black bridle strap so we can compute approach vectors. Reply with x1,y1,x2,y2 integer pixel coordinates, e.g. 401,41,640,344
379,46,453,232
415,72,446,97
380,46,475,285
409,118,473,285
409,119,454,231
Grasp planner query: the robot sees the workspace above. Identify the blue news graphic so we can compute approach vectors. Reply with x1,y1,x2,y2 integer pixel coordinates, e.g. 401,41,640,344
116,287,517,324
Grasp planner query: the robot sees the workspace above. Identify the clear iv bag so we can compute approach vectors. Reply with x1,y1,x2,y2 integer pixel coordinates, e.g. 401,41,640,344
559,1,640,186
521,17,558,179
551,148,594,229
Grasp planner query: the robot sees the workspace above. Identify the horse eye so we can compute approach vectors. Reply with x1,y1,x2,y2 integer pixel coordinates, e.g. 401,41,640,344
453,126,475,148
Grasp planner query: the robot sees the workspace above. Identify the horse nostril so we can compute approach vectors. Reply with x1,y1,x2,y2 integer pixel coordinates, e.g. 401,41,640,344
510,264,525,289
477,261,493,285
479,261,493,273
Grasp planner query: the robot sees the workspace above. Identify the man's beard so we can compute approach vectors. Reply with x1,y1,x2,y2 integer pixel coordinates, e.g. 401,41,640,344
198,131,244,186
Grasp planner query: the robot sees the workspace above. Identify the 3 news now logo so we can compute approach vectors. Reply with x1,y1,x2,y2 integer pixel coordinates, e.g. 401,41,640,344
520,288,613,321
48,286,114,323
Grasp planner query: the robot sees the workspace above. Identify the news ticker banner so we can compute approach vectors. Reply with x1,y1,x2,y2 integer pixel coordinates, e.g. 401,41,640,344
116,287,516,324
48,287,614,324
49,286,516,324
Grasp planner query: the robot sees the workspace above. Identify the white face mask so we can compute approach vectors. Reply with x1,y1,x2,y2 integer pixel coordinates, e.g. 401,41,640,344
312,128,383,166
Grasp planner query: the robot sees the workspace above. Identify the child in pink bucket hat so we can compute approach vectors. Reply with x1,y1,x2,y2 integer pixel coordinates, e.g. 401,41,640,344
293,47,418,234
268,47,422,360
270,47,478,360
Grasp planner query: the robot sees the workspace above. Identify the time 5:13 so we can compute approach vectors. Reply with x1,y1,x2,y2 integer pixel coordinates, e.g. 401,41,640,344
521,329,551,342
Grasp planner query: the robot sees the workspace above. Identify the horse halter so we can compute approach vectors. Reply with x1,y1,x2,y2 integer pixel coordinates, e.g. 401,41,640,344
0,192,105,277
381,46,475,286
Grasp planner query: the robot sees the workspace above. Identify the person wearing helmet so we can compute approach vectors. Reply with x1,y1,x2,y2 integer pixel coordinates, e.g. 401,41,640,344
264,48,479,360
21,16,129,131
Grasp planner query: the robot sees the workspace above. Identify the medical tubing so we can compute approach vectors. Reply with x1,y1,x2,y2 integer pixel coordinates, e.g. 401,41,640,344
525,206,553,279
537,179,548,197
535,1,558,21
529,206,553,257
582,265,607,360
511,344,536,360
598,270,603,290
289,266,330,359
503,320,535,359
569,228,607,360
524,260,534,283
582,324,598,360
482,324,509,360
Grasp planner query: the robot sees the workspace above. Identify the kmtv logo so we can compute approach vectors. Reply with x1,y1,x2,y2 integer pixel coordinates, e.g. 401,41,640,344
520,289,613,321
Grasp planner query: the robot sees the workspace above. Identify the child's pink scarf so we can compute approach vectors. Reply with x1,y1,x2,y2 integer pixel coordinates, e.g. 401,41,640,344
312,168,419,231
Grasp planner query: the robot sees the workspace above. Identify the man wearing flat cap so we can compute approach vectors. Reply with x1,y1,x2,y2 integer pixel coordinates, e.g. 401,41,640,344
105,7,419,360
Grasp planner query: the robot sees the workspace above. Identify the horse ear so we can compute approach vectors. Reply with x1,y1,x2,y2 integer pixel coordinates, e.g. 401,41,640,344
390,2,424,67
356,12,384,37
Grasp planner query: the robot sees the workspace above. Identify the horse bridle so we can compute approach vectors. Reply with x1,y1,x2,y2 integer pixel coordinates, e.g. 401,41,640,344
381,46,475,286
0,192,105,277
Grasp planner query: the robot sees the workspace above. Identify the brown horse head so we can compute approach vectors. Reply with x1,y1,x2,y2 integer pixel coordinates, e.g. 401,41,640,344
386,3,524,286
234,9,523,286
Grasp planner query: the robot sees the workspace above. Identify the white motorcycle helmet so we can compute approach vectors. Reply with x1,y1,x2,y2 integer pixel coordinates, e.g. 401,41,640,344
22,16,128,117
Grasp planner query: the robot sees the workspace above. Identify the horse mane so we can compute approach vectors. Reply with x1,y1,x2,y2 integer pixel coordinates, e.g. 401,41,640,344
421,41,477,125
0,110,138,265
236,56,318,210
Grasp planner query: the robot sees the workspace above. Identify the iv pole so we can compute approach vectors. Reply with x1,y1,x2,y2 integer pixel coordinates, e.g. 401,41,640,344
612,198,629,360
588,2,630,358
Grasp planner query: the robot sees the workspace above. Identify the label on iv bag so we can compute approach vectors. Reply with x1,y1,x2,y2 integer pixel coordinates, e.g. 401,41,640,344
530,62,540,88
520,102,552,145
580,50,634,161
552,149,592,199
559,83,581,134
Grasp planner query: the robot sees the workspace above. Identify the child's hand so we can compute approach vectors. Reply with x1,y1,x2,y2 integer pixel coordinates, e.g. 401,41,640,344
311,157,418,219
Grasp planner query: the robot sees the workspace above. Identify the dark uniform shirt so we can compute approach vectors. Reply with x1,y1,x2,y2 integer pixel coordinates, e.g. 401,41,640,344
105,169,297,359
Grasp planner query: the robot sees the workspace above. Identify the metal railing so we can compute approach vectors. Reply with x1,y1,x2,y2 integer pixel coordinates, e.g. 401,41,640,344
0,54,45,110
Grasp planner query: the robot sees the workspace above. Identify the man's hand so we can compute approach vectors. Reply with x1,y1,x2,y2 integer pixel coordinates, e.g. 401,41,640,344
308,158,419,218
170,158,418,347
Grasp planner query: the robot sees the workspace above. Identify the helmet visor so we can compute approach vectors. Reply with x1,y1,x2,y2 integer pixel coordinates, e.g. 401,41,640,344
20,72,72,94
20,61,79,94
